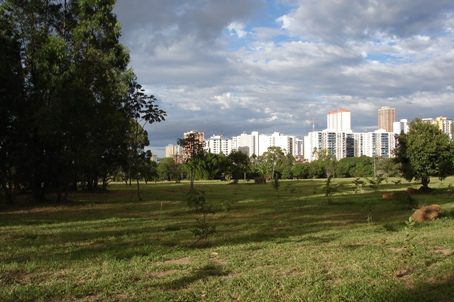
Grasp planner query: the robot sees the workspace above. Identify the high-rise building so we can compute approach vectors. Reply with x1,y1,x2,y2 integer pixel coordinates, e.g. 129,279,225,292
304,129,396,162
355,130,396,158
327,108,351,132
378,106,396,132
231,131,302,157
165,144,180,158
206,135,232,155
232,131,259,156
303,130,354,161
393,119,409,135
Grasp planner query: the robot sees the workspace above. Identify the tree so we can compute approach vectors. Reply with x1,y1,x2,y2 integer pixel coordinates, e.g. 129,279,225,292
314,149,337,178
395,119,453,191
336,156,373,178
0,0,165,203
198,153,229,180
0,5,24,203
256,147,287,179
178,133,205,190
157,158,180,181
227,151,250,182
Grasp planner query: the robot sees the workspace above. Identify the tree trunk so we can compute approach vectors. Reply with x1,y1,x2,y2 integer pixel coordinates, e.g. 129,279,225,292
190,169,195,190
136,178,141,201
420,176,431,192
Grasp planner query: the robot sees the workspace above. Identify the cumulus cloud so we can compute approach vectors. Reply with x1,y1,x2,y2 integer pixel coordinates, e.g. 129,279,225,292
277,0,454,42
115,0,454,154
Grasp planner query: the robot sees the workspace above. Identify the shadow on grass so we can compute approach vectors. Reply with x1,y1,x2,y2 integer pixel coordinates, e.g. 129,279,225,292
372,275,454,302
163,262,229,290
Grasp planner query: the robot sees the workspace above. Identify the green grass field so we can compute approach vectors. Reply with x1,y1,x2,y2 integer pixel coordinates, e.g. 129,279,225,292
1,178,454,301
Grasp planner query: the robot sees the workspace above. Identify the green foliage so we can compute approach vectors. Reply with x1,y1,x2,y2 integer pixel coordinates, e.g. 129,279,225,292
376,158,402,178
336,156,374,178
323,175,338,203
186,189,216,244
227,151,250,181
352,177,364,194
367,174,386,191
178,133,205,189
157,158,180,181
292,163,311,179
253,147,292,179
395,119,453,189
0,0,165,203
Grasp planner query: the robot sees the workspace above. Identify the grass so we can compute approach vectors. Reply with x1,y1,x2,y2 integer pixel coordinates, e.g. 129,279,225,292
1,177,454,301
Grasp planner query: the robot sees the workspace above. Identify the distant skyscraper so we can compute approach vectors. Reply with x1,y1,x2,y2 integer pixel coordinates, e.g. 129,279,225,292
327,108,351,132
378,106,395,132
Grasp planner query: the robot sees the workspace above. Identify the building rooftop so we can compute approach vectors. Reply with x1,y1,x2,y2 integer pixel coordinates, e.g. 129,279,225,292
328,108,350,114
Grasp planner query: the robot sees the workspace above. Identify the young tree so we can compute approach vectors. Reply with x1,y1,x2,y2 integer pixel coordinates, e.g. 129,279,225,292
395,119,453,191
178,133,205,190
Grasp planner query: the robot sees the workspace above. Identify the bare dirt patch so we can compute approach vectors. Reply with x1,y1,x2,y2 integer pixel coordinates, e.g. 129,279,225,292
152,269,180,278
434,247,454,257
164,257,192,265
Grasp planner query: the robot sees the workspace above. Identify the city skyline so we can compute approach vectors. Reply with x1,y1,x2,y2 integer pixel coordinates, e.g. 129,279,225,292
114,1,454,156
161,108,453,162
153,108,453,158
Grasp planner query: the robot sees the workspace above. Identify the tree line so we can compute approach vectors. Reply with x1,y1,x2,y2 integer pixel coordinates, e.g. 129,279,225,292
0,0,165,204
150,149,398,182
152,119,454,190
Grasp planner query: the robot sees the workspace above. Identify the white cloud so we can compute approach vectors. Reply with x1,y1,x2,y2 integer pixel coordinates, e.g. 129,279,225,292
115,0,454,150
227,22,248,38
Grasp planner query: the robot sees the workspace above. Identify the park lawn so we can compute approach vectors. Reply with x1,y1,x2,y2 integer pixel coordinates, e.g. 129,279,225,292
1,178,454,301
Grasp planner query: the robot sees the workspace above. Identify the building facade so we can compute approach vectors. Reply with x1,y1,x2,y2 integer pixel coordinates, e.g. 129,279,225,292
165,144,180,158
327,108,351,132
304,129,396,162
393,119,409,135
206,135,232,155
303,130,354,161
378,106,396,132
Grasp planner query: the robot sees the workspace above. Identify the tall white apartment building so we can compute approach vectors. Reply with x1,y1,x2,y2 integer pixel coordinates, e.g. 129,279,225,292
356,130,396,158
293,138,304,158
232,131,259,156
303,130,354,161
327,108,351,132
206,135,232,155
232,131,303,157
393,119,409,135
304,129,396,162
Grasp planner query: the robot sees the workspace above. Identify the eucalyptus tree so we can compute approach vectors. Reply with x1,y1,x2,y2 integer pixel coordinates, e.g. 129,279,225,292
0,0,165,202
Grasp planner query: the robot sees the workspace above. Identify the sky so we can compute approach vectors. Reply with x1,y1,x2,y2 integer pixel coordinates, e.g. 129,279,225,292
114,0,454,157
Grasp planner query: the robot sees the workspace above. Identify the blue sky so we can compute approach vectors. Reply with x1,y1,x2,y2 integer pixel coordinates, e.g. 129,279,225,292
115,0,454,157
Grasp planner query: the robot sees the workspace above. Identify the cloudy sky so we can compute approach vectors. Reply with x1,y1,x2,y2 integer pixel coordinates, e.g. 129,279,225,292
115,0,454,156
